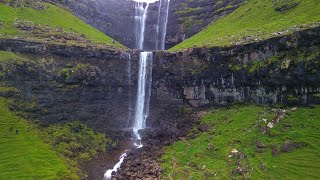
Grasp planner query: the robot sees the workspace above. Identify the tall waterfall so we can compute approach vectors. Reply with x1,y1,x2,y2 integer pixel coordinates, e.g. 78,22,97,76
134,2,150,50
155,0,170,50
104,1,166,178
133,0,153,144
133,52,153,142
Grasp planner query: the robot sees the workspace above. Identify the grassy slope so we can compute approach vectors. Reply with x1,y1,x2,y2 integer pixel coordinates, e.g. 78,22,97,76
161,105,320,179
0,96,70,179
0,2,124,48
170,0,320,51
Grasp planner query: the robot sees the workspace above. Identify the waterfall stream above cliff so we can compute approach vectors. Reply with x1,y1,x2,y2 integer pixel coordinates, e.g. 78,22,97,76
134,2,149,50
158,0,170,50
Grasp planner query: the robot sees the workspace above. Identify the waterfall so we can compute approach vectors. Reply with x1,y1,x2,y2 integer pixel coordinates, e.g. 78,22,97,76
133,1,153,143
155,0,170,50
155,0,162,50
133,52,153,144
104,1,164,178
104,153,127,180
160,0,170,50
134,2,150,50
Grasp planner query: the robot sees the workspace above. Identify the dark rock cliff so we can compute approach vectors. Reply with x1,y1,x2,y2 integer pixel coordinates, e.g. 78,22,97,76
52,0,243,49
1,27,319,140
152,27,320,108
0,40,141,138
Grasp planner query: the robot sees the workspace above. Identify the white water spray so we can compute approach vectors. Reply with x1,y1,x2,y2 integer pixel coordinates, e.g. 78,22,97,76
160,0,170,50
155,0,170,50
133,52,153,145
134,2,150,50
104,153,127,180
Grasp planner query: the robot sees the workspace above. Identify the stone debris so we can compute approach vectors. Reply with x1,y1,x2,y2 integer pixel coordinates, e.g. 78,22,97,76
231,149,238,154
267,122,274,128
291,107,298,111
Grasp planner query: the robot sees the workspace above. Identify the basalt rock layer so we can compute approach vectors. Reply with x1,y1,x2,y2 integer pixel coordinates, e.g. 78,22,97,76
152,27,320,109
0,40,140,138
0,27,319,140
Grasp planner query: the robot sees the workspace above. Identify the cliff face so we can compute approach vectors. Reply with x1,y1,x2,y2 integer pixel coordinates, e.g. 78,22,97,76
0,40,140,138
60,0,135,48
56,0,243,49
152,27,320,109
1,27,319,140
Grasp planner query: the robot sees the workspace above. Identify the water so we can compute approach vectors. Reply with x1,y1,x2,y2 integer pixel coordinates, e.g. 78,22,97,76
103,153,127,180
155,0,170,50
155,0,162,50
160,0,170,50
104,0,165,178
133,52,153,144
134,2,150,50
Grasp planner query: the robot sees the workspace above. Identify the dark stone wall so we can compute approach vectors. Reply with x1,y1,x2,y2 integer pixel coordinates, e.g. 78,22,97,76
51,0,243,50
1,27,320,140
0,40,141,138
152,27,320,108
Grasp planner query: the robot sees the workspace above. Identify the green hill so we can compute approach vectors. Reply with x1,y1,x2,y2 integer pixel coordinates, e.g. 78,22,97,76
161,105,320,179
0,1,125,49
170,0,320,51
0,95,71,179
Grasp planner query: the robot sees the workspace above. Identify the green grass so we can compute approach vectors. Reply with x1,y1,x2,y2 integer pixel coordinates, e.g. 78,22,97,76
0,96,71,179
0,50,28,62
170,0,320,51
161,105,320,179
0,2,125,48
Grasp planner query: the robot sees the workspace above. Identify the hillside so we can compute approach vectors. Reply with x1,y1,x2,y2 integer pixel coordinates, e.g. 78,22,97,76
169,0,320,51
0,95,71,179
161,105,320,179
0,0,125,49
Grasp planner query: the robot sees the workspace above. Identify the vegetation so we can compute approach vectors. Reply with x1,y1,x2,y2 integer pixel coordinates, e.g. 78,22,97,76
161,105,320,179
0,1,125,48
170,0,320,51
43,121,116,177
228,47,320,73
0,96,71,179
0,86,115,179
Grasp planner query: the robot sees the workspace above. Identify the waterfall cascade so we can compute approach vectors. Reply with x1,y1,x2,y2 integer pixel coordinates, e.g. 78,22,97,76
134,2,149,50
132,0,153,143
156,0,170,50
104,0,169,178
133,52,153,143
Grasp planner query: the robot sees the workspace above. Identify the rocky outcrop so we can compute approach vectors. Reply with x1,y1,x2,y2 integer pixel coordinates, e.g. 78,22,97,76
152,27,320,107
